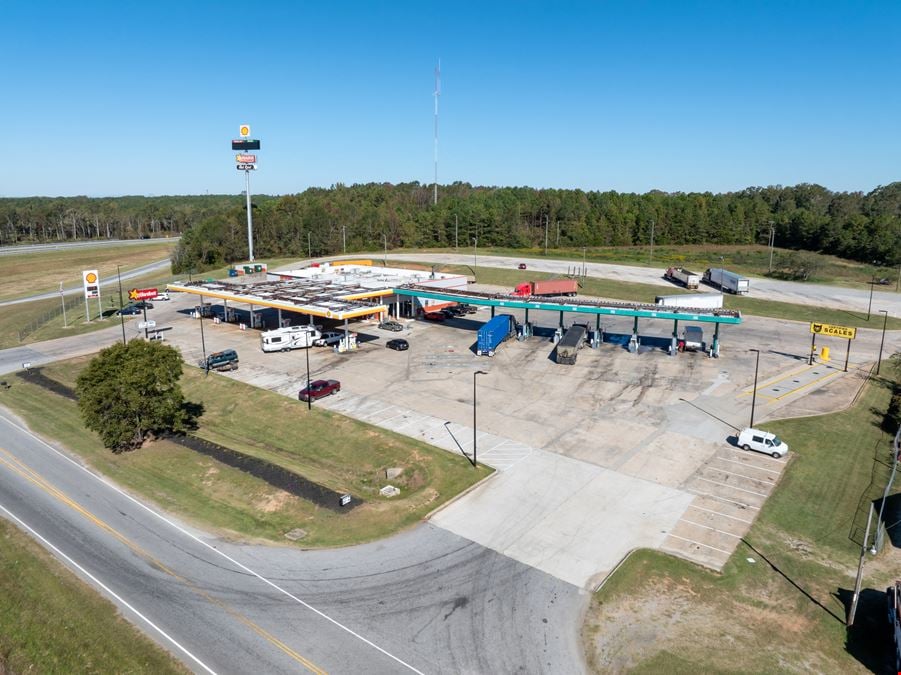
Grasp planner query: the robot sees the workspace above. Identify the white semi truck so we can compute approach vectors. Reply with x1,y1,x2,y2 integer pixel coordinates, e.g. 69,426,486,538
704,268,750,294
655,293,724,309
664,267,701,289
260,325,321,352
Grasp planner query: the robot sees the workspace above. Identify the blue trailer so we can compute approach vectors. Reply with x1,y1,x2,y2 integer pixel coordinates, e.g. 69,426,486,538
477,314,516,356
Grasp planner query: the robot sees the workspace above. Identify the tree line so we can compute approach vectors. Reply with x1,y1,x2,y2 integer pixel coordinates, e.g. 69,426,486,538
2,183,897,270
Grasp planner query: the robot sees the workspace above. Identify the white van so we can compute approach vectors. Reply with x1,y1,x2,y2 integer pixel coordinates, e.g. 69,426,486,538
737,428,789,458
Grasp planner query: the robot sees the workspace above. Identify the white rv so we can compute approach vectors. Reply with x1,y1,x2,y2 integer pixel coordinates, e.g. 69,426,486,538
260,325,321,352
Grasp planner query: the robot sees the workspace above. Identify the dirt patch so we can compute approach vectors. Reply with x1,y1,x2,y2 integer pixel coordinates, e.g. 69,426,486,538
255,490,293,513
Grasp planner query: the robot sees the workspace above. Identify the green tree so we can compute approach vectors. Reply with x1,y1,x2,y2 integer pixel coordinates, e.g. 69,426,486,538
76,341,197,452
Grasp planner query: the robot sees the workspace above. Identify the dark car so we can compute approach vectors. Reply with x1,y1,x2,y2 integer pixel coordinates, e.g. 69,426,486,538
298,379,341,401
444,305,467,316
379,320,404,332
200,349,239,371
116,306,142,316
876,277,890,286
423,312,445,321
386,339,409,351
461,304,477,314
132,301,154,310
518,263,527,270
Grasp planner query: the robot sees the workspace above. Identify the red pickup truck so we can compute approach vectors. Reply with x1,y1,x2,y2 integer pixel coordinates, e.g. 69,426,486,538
298,379,341,401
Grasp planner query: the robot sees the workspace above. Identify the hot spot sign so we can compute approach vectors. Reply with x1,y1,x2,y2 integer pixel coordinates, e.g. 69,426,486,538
128,288,158,301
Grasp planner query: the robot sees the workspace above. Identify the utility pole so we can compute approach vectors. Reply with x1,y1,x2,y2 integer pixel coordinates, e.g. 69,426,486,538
383,233,388,267
308,231,312,260
544,214,549,255
116,266,125,345
473,238,478,272
867,274,875,321
768,222,775,273
342,224,346,254
454,214,458,252
876,310,888,374
60,282,68,328
749,348,760,428
649,219,655,266
433,60,440,206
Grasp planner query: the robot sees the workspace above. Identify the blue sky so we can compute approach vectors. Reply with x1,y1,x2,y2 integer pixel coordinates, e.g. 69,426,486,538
5,1,899,197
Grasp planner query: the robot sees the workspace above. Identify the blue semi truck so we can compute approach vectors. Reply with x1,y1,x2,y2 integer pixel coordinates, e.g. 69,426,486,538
476,314,517,356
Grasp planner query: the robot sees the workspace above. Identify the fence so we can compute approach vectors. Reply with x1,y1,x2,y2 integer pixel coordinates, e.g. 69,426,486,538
16,293,111,343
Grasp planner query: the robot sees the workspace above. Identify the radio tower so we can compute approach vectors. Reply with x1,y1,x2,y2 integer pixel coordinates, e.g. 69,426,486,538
433,59,440,206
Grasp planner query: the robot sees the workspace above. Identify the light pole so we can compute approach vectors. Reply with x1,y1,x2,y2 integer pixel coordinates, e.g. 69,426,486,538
342,225,346,254
116,265,126,345
749,349,760,428
582,247,587,279
473,237,478,272
454,214,458,252
472,370,488,467
768,222,775,273
876,310,888,375
304,344,312,411
719,256,725,297
308,231,312,261
383,233,388,267
867,275,875,321
649,219,655,266
544,215,549,256
198,300,207,370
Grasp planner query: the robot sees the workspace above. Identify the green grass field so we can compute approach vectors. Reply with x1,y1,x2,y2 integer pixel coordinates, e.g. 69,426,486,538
582,367,901,673
0,517,185,674
1,240,178,302
0,357,491,548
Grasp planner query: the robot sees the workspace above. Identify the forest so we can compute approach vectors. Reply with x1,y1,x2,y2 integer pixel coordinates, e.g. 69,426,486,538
1,183,898,273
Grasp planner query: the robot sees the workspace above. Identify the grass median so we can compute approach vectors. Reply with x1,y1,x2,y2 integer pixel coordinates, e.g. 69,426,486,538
0,357,491,548
581,367,901,673
0,517,185,674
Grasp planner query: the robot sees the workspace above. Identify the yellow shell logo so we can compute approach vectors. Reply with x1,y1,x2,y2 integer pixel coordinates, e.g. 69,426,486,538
85,272,97,283
239,124,250,137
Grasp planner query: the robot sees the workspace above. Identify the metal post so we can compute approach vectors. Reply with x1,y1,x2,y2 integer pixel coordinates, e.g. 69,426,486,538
768,223,775,273
649,219,655,265
544,214,548,255
308,231,312,260
383,233,388,267
876,310,888,375
304,343,312,411
473,370,487,467
245,169,254,262
582,247,587,279
60,282,68,329
749,348,760,428
867,276,874,321
848,502,875,626
843,338,850,373
342,225,346,254
198,299,207,364
116,265,125,345
455,214,458,252
142,304,149,340
84,291,90,323
473,238,477,272
809,333,816,366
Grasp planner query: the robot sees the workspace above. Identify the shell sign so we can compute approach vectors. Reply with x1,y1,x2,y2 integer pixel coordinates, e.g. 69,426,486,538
239,124,251,137
82,269,100,299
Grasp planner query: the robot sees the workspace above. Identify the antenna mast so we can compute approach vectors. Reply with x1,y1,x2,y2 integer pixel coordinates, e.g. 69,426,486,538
433,59,440,206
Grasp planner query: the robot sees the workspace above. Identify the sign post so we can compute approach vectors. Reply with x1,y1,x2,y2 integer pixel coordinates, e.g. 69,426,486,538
59,281,67,328
82,270,99,322
232,125,260,263
809,322,857,371
129,288,158,340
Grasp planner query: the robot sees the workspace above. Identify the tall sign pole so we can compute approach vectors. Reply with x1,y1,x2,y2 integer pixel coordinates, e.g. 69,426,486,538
59,282,67,328
82,270,99,323
233,125,260,263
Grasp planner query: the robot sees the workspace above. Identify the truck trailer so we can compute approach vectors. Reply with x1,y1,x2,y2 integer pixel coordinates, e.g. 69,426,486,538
655,293,724,309
555,324,588,365
703,268,750,294
663,267,701,290
512,279,579,297
260,325,321,352
476,314,517,356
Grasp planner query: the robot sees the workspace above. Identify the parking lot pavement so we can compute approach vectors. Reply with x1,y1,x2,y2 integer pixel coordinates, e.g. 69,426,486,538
430,448,695,588
660,447,789,569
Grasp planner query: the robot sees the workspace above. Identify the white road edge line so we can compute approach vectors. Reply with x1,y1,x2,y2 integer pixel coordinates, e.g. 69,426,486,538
0,500,217,675
0,414,426,675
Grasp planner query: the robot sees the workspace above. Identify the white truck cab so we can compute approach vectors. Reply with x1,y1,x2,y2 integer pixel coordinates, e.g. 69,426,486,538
738,428,789,458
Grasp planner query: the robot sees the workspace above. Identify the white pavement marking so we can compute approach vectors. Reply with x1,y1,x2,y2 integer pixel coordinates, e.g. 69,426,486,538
695,476,770,498
665,534,733,556
681,519,743,538
704,466,775,483
687,504,753,524
713,457,783,475
0,501,218,675
686,489,761,510
0,414,425,675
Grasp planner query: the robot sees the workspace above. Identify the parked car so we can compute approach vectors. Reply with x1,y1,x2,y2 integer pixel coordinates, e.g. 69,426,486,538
386,339,409,351
153,291,170,301
876,277,890,286
423,312,445,321
132,301,154,310
737,428,789,458
379,320,404,332
461,304,477,314
298,379,341,401
314,331,344,347
440,308,458,319
200,349,239,372
518,263,527,270
116,305,142,316
445,305,467,316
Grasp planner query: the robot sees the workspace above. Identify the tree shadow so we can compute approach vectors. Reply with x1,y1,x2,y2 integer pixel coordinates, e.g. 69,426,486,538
835,586,896,673
180,400,204,432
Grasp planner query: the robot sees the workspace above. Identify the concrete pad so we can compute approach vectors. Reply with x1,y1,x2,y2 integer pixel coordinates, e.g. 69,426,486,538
615,432,720,487
431,449,694,588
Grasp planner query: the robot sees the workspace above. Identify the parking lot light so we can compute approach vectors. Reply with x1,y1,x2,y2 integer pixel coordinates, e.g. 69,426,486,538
304,343,312,411
473,370,488,467
876,310,888,375
749,349,760,428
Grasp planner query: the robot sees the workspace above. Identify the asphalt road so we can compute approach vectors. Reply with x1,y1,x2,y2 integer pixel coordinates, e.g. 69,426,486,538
0,408,585,674
0,258,173,307
0,237,180,255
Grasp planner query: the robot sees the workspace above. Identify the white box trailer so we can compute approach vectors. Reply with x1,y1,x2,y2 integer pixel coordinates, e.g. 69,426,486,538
655,293,724,309
260,325,321,352
704,268,750,294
